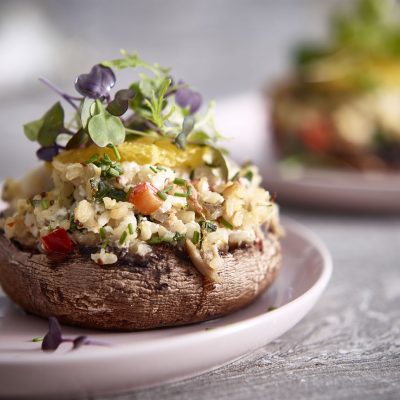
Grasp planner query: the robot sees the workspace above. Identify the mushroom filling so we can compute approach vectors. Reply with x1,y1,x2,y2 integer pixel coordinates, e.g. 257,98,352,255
0,150,280,279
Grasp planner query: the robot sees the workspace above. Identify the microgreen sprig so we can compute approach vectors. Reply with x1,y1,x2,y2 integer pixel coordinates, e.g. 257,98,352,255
24,49,227,176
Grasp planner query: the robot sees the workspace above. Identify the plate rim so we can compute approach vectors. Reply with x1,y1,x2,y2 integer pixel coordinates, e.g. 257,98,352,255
0,218,332,364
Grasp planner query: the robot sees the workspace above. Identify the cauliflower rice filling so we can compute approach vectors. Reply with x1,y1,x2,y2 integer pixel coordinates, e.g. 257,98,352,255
1,157,280,280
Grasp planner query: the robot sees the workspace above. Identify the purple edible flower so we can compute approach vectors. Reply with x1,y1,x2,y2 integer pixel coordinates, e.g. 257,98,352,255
175,83,202,114
36,146,60,162
75,64,116,99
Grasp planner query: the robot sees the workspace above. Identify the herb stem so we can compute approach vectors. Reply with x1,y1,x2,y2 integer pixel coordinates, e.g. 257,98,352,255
39,77,80,111
107,144,121,161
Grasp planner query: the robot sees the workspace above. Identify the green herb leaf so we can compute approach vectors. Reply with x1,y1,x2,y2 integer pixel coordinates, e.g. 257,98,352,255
144,77,173,130
25,102,65,146
24,119,44,141
38,102,65,146
81,97,95,128
88,100,125,147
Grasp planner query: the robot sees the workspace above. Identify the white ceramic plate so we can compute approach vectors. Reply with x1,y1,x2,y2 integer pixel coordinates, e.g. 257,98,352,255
216,92,400,213
0,219,331,399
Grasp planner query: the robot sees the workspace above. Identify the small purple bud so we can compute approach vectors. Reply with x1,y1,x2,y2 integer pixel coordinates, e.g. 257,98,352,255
37,146,59,162
75,64,116,99
42,316,63,351
175,84,202,114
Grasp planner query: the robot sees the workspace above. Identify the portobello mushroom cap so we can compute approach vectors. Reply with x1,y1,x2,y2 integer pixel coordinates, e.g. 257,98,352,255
0,232,281,331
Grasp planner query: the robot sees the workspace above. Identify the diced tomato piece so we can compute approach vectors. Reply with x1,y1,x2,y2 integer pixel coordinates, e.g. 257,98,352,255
41,228,74,253
128,182,163,215
300,117,332,152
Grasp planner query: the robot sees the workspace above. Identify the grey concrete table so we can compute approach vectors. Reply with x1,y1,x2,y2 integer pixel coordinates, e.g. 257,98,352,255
96,210,400,400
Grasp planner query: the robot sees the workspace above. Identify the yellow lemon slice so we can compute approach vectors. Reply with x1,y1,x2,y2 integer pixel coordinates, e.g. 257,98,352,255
55,137,214,169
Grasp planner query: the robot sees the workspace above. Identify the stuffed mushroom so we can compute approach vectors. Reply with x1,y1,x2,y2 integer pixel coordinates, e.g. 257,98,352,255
0,51,282,330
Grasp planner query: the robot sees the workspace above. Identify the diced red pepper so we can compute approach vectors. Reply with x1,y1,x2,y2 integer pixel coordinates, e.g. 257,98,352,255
128,182,163,215
41,228,74,254
300,117,332,153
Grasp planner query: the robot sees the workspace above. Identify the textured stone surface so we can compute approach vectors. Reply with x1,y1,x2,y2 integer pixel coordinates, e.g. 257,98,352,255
97,210,400,400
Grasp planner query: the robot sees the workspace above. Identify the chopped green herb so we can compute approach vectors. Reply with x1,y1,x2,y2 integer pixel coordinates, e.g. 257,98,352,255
173,232,186,242
189,170,195,180
244,171,253,182
107,167,120,177
157,190,167,201
156,166,166,171
119,231,128,245
94,180,127,202
173,177,186,186
199,220,217,232
192,230,200,245
86,153,123,179
149,166,158,174
173,192,188,198
220,218,233,230
128,223,134,235
148,235,173,245
32,336,44,342
186,185,193,196
85,154,99,164
99,227,107,240
40,199,49,210
267,306,277,312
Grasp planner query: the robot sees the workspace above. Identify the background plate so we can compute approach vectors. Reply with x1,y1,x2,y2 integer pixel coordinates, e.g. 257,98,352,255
0,219,331,399
216,92,400,213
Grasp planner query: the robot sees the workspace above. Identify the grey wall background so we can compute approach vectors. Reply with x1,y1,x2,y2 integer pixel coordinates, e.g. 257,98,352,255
0,0,345,179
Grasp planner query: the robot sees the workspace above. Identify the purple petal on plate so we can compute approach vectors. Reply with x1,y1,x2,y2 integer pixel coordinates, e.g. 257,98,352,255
42,317,63,352
72,336,88,350
75,64,116,99
36,146,59,162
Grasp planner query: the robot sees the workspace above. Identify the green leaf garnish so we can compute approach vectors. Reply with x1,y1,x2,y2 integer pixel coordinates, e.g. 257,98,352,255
24,102,65,147
143,77,173,130
87,100,125,147
24,50,229,169
81,97,95,129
